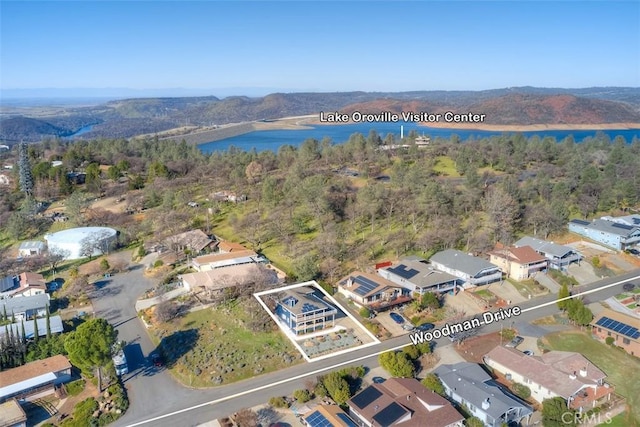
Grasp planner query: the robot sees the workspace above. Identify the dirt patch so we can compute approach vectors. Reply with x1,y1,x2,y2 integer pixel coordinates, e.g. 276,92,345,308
89,196,127,214
454,332,502,363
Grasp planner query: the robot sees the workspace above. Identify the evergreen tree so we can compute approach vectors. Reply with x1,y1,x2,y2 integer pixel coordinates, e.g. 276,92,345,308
46,306,52,339
33,316,39,343
18,141,34,197
20,319,26,343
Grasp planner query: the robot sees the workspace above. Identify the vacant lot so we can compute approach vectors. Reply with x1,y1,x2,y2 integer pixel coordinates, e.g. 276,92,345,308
541,331,640,425
149,300,303,387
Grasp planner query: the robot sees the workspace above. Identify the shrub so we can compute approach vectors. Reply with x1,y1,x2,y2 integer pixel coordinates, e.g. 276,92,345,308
66,379,86,396
591,256,601,268
314,381,328,398
100,258,110,272
605,336,615,346
268,396,289,408
421,373,444,395
359,307,371,318
153,259,164,268
512,382,531,399
294,389,311,403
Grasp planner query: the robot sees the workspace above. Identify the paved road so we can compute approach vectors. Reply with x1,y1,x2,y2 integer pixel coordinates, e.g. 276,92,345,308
88,264,193,423
111,268,640,427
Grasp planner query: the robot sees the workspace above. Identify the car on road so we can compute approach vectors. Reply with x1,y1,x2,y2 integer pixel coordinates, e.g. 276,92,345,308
506,336,524,348
523,350,534,356
623,282,636,292
372,376,386,384
151,353,163,367
416,323,435,332
627,248,640,256
389,312,405,324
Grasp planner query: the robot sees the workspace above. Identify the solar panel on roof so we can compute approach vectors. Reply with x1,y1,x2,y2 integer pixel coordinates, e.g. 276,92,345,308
596,316,640,340
389,265,419,279
372,402,409,426
571,219,590,226
612,223,634,230
353,275,381,296
336,413,358,427
306,410,333,427
350,386,382,409
302,303,321,313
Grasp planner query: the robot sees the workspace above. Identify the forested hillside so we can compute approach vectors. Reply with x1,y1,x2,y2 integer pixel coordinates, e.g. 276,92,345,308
2,131,639,280
2,87,639,142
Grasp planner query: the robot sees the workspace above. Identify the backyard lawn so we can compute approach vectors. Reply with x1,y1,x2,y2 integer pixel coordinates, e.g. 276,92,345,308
150,300,303,387
542,331,640,425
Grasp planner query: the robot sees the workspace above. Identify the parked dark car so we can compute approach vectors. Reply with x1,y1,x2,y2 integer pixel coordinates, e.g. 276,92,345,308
416,323,435,332
389,312,405,324
623,282,636,292
627,248,640,256
151,353,163,367
506,336,524,348
372,376,386,384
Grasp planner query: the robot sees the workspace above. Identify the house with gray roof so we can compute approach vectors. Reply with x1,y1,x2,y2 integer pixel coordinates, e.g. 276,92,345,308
274,286,337,336
514,236,582,271
18,241,46,257
377,257,460,294
429,250,502,287
0,315,64,340
434,362,532,427
569,218,640,250
0,294,50,321
337,271,411,311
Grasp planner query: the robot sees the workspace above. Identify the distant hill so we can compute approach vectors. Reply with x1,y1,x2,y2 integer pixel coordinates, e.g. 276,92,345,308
340,93,640,125
1,87,639,142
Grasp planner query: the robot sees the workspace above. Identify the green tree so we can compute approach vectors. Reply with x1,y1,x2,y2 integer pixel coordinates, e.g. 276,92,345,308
378,351,415,378
32,316,39,343
64,318,117,392
421,373,445,395
100,258,110,272
322,372,351,405
542,397,575,427
45,306,51,339
85,162,102,194
557,283,570,310
359,307,371,318
512,382,531,399
293,389,311,403
419,292,441,310
18,141,34,197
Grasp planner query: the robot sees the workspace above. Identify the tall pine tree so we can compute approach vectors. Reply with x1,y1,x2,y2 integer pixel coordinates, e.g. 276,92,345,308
33,316,39,343
46,306,52,339
18,141,34,198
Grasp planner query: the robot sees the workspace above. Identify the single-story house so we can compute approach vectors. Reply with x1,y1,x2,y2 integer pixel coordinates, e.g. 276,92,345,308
0,276,19,295
218,241,250,253
180,263,279,292
0,398,27,427
0,355,72,403
0,294,50,321
0,315,64,340
514,236,582,271
163,229,217,254
483,346,613,411
347,377,465,427
434,362,533,427
274,286,337,336
4,272,47,298
303,404,359,427
377,257,460,294
569,218,640,251
191,249,264,272
489,245,548,280
337,272,411,311
18,241,46,258
429,250,502,287
591,308,640,358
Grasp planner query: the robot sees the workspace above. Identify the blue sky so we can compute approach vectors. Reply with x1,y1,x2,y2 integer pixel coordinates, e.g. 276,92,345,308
1,1,638,96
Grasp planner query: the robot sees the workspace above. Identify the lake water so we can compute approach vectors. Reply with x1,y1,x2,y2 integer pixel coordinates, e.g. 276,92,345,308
198,122,640,153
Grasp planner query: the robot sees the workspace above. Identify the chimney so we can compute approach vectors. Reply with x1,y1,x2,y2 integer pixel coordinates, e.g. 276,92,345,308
482,398,490,410
579,367,587,377
569,371,577,380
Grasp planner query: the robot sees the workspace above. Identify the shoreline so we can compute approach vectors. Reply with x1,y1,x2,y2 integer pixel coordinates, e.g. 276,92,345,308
161,115,640,146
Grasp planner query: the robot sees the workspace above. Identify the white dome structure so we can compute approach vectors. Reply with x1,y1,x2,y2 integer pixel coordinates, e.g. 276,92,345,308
44,227,117,260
